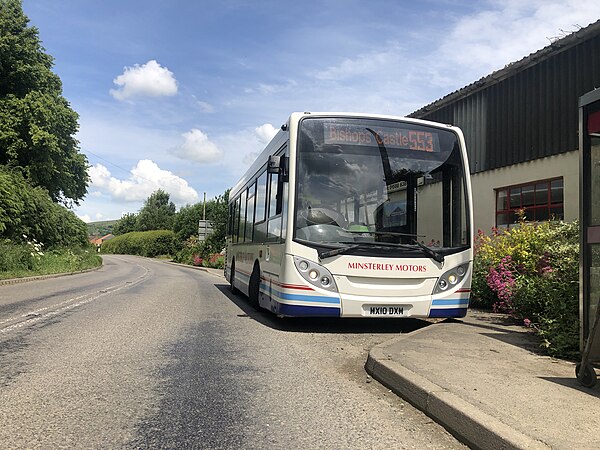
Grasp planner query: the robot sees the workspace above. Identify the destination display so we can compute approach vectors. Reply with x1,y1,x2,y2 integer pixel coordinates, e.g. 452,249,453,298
324,123,439,152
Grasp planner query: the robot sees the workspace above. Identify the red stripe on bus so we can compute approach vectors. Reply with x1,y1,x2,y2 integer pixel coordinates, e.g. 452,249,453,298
261,277,314,291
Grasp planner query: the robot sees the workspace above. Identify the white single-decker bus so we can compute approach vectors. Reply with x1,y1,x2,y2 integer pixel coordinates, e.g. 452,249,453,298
225,112,473,318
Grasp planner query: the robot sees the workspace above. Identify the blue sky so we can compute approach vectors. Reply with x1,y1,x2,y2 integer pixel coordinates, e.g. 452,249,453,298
21,0,600,222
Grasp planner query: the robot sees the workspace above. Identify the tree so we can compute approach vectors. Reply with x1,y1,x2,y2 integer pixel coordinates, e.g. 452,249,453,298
135,190,176,231
173,203,203,241
172,189,229,248
206,189,229,249
0,0,88,205
0,165,88,247
0,165,26,235
113,212,138,235
196,189,229,255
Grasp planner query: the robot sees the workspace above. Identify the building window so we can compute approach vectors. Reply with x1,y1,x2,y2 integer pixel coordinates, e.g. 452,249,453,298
495,178,563,227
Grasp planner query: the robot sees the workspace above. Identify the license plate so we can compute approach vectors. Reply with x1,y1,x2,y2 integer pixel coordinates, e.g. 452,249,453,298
367,305,405,316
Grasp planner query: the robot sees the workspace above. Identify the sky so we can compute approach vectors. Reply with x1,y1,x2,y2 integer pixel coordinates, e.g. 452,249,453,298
21,0,600,223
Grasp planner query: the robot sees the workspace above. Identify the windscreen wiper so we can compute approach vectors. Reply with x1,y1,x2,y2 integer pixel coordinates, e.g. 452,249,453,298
346,230,424,238
318,244,360,261
317,240,444,263
412,240,444,263
320,241,421,260
329,238,445,264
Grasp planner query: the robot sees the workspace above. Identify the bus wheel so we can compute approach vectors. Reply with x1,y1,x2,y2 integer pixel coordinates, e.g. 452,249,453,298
248,265,261,310
230,260,239,295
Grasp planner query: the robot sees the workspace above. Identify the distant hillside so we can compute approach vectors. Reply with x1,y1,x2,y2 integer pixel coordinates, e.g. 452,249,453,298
87,220,118,237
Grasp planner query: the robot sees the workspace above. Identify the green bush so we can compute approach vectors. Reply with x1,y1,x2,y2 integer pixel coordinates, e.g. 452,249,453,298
0,239,43,272
173,236,204,265
173,236,225,269
0,166,88,248
101,230,176,257
472,218,579,359
0,241,101,280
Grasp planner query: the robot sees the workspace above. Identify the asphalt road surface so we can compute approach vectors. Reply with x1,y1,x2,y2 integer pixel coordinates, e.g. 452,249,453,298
0,255,464,449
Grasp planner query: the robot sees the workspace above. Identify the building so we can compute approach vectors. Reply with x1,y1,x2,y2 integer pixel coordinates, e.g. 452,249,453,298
409,20,600,233
89,233,115,247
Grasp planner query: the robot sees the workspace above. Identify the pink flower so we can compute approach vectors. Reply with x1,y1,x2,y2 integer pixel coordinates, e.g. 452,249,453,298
487,256,517,313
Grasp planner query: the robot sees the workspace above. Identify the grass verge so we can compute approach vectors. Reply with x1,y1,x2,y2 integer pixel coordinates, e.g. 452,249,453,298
0,242,102,280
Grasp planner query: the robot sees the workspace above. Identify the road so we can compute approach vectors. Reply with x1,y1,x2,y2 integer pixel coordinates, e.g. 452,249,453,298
0,255,464,449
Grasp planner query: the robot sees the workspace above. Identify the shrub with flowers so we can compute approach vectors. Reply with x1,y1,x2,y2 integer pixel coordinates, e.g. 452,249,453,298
485,255,516,313
472,215,579,359
173,236,225,269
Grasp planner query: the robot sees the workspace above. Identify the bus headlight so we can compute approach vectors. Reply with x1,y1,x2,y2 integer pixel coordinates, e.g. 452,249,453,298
433,264,469,295
294,257,338,292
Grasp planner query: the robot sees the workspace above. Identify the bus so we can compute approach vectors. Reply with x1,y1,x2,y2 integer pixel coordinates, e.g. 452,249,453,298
225,112,473,318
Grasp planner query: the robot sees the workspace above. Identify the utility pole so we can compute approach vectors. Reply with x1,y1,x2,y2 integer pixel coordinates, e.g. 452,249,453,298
198,192,213,241
203,192,207,239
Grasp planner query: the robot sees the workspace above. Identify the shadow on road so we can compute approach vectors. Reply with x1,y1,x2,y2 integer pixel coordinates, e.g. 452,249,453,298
214,284,431,335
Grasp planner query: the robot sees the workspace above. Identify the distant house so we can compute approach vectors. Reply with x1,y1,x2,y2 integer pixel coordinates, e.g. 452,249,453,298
89,233,115,246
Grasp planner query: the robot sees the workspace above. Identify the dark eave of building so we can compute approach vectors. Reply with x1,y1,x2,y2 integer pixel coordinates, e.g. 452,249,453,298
409,19,600,118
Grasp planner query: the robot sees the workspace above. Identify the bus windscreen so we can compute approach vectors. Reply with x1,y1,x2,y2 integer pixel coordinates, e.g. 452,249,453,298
295,117,469,257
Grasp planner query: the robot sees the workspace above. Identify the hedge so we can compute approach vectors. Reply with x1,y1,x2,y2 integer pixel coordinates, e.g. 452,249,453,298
100,230,176,257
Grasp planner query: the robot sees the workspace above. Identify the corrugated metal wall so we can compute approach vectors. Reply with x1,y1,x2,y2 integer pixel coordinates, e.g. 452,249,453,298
412,31,600,174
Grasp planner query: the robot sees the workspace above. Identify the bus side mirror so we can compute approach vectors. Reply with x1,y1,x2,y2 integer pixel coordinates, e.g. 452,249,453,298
267,155,281,174
268,155,288,181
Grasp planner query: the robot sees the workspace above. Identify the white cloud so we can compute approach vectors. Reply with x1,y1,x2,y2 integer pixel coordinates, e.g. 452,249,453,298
79,214,91,223
110,60,178,101
314,45,403,81
244,80,298,95
192,95,215,113
89,160,198,204
291,0,600,115
254,123,278,144
437,0,600,76
171,128,224,164
243,151,260,165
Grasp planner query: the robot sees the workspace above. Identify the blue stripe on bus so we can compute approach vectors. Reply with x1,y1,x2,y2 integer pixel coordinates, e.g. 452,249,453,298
428,308,468,318
261,284,341,305
431,299,470,307
276,303,341,317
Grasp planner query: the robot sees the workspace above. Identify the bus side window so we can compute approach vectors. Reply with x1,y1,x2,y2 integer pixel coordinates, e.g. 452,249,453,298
253,171,268,243
227,203,234,237
238,190,247,242
268,172,279,218
266,149,288,242
245,183,256,242
280,182,288,240
233,196,241,243
255,172,267,223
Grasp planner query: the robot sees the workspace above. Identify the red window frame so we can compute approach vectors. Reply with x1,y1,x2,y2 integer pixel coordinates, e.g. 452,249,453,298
495,177,564,227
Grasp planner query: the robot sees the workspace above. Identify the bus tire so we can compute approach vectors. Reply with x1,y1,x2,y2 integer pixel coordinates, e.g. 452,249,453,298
230,260,239,295
248,264,261,310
